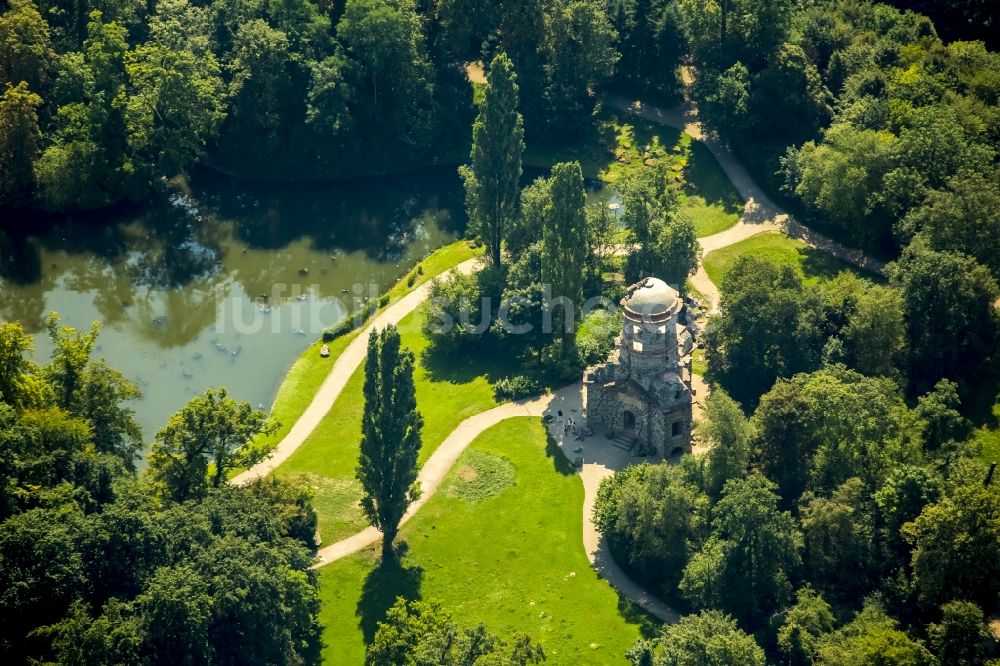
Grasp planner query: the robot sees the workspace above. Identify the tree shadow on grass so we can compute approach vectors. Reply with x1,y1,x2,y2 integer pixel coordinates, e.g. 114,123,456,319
543,429,577,477
797,245,878,283
683,141,743,213
526,114,618,179
356,549,424,644
419,343,520,386
616,594,665,639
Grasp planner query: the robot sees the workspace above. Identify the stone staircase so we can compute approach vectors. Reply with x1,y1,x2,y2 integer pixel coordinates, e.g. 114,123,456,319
611,433,636,452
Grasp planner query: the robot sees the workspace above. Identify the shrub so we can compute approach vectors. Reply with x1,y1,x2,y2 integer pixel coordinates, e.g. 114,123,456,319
576,309,622,366
493,375,542,401
321,302,377,341
423,272,492,355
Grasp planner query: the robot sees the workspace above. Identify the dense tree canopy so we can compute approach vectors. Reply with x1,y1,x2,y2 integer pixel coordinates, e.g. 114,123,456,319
0,313,320,664
679,473,800,626
628,609,766,666
0,0,628,208
1,0,998,663
888,241,999,396
367,598,545,665
148,387,275,501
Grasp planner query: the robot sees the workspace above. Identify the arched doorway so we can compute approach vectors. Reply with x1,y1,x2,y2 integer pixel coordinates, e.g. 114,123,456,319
622,410,636,434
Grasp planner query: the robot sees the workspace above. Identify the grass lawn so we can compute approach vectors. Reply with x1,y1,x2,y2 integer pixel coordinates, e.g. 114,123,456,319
276,305,520,545
382,241,480,305
240,241,480,467
315,417,657,664
691,347,707,376
525,111,742,238
681,141,744,237
702,232,876,288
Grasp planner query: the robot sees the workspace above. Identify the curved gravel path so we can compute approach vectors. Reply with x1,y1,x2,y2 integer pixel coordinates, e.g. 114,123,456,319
310,382,681,623
232,258,480,486
312,394,552,566
236,91,885,628
603,94,884,313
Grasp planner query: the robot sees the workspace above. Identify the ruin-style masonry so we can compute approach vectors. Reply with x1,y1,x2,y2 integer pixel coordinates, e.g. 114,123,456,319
584,277,698,457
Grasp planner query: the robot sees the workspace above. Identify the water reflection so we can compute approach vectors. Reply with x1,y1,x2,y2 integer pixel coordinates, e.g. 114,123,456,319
0,166,465,445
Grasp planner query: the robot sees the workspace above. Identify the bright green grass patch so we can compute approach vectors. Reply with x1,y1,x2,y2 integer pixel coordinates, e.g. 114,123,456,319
293,473,366,545
702,232,875,288
680,142,743,237
524,112,742,237
276,305,519,545
442,449,516,501
691,347,707,376
315,418,657,664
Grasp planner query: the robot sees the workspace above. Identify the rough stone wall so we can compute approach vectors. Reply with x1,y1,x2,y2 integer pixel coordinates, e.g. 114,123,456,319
584,382,693,457
583,297,695,458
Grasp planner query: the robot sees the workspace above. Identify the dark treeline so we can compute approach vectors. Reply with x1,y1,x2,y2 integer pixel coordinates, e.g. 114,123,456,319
0,0,663,212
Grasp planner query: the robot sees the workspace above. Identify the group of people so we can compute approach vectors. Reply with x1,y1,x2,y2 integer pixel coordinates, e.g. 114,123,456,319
557,409,585,435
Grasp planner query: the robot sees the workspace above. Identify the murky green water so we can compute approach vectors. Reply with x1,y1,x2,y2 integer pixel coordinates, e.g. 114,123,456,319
0,167,465,444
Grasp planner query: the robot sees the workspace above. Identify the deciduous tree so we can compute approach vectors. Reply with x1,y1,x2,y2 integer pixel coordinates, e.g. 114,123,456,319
888,240,999,395
777,586,835,666
0,81,42,205
680,473,800,625
0,0,56,90
368,598,544,665
627,609,766,666
927,600,990,666
124,42,226,176
699,389,751,500
814,604,933,666
905,484,1000,610
148,388,274,501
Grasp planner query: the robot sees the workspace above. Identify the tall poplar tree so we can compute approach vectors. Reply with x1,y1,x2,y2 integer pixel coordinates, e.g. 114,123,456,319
541,161,587,351
356,325,423,561
459,52,524,269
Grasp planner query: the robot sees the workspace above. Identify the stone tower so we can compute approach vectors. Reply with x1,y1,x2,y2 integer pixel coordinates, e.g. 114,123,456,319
583,277,693,457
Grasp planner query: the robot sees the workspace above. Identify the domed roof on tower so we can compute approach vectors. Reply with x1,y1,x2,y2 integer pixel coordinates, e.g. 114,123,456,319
622,277,680,318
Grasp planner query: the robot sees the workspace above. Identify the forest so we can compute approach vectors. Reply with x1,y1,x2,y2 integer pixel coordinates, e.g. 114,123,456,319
1,0,999,664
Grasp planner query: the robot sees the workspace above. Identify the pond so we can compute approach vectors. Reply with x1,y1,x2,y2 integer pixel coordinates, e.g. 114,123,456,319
0,167,466,447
